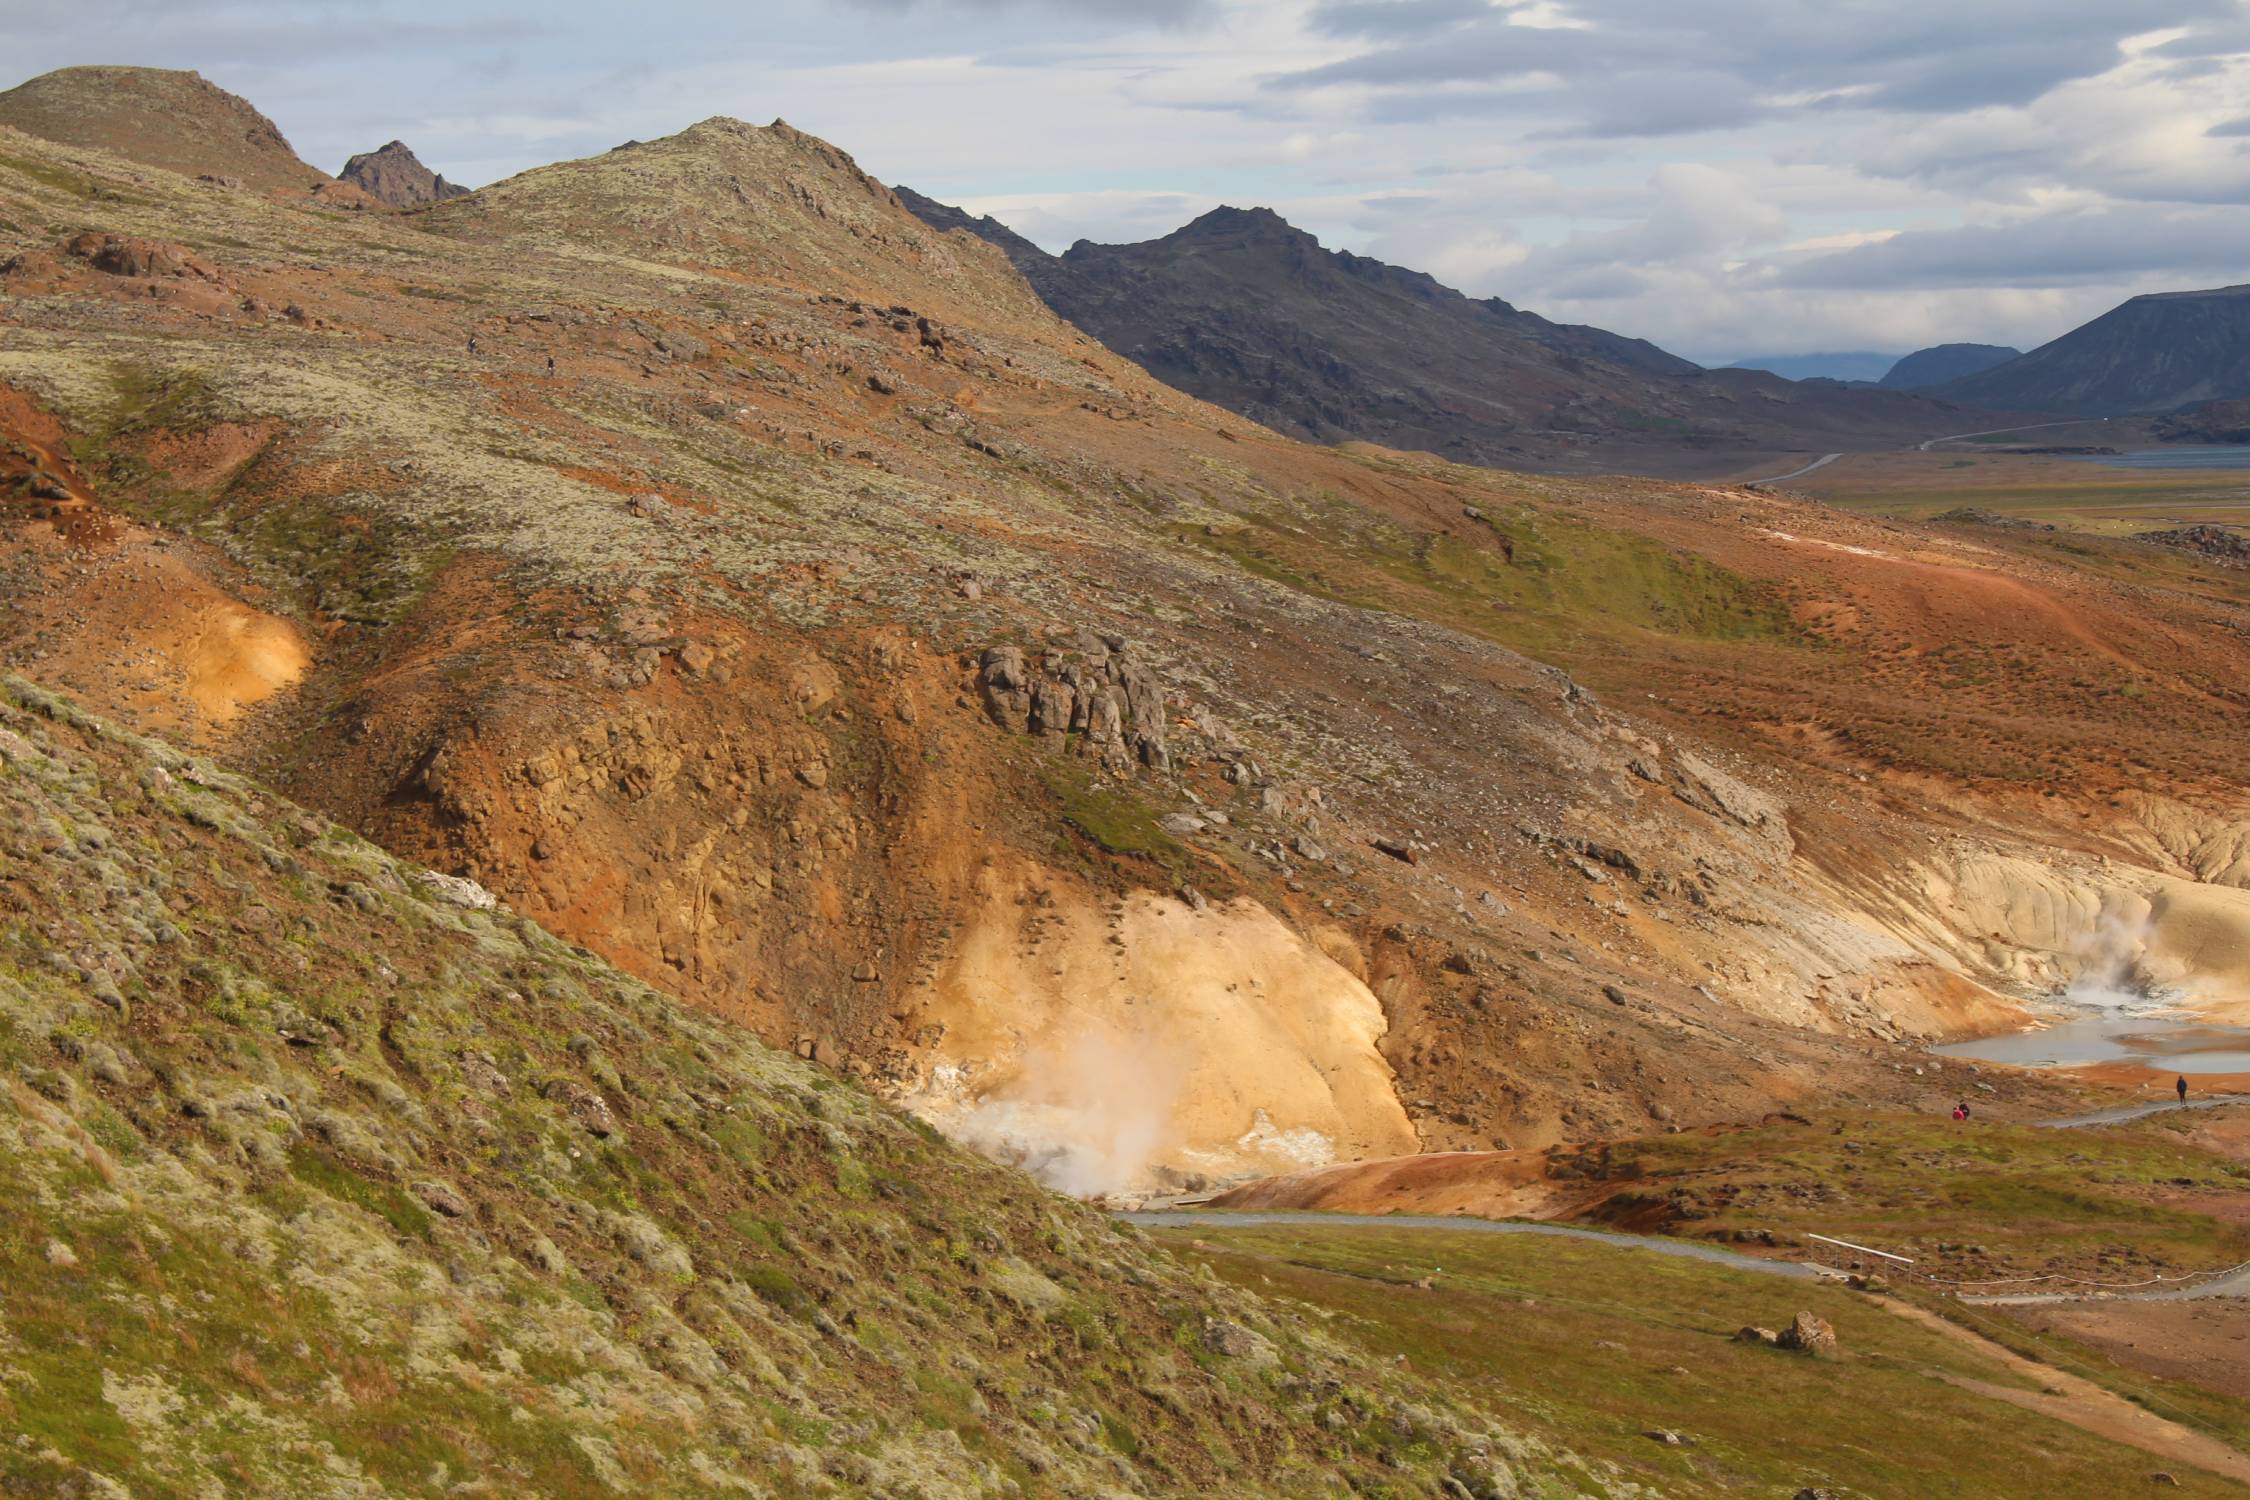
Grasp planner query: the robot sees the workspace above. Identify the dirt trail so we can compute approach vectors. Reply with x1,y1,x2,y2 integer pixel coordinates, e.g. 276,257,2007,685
1878,1297,2250,1487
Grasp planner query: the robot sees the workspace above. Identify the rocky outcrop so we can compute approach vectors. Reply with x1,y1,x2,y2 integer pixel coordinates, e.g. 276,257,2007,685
338,140,470,207
61,231,218,281
977,631,1170,771
2136,525,2250,567
2154,397,2250,444
1669,751,1792,857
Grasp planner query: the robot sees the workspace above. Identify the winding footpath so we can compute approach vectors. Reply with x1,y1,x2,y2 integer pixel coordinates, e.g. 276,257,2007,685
2033,1093,2248,1130
1119,1209,1819,1280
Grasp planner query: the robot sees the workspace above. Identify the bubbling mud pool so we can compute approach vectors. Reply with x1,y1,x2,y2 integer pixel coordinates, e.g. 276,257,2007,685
1935,1012,2250,1074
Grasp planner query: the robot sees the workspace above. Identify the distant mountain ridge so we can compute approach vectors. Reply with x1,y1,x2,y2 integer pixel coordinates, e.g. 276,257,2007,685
1726,352,1900,384
1938,286,2250,414
899,191,1976,470
1880,343,2020,391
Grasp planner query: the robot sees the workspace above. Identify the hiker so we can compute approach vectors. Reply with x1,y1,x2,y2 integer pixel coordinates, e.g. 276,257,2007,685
1951,1103,1967,1122
467,334,479,356
546,355,555,375
1957,1099,1972,1121
2178,1075,2190,1105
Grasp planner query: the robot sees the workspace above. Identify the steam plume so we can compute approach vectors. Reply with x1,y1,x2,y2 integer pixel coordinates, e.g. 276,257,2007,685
941,1020,1182,1199
2064,905,2153,1009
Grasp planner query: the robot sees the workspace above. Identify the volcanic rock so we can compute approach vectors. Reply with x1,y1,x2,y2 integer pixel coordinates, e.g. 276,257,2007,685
339,139,471,207
2136,525,2250,567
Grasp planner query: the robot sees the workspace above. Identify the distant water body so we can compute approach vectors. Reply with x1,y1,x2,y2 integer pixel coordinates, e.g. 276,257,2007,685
2078,446,2250,470
1936,1012,2250,1074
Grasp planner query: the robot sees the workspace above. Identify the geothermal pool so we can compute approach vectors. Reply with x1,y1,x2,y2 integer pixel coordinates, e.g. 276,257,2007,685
1935,1011,2250,1074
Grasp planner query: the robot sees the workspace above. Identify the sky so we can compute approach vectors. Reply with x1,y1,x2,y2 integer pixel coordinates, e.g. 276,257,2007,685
7,0,2250,364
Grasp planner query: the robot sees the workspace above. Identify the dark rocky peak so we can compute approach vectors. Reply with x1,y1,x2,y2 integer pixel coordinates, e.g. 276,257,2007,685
893,185,1055,269
338,139,468,207
1169,205,1307,244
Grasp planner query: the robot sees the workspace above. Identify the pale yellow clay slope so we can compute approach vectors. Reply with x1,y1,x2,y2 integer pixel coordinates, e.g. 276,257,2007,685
898,864,1415,1195
1925,850,2250,1019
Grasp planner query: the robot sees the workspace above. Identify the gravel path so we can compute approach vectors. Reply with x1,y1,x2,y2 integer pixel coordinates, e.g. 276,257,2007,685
1118,1209,1819,1279
2032,1093,2249,1129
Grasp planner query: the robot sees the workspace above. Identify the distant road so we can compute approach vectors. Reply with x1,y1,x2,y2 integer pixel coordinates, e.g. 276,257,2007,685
1743,452,1842,487
1916,417,2109,452
1741,416,2118,489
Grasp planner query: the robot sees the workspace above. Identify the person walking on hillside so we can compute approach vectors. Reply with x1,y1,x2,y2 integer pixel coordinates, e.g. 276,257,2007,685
2178,1075,2190,1105
1951,1102,1967,1122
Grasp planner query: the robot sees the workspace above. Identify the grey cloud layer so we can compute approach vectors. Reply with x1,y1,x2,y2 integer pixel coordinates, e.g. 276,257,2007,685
1289,0,2239,129
1778,208,2250,290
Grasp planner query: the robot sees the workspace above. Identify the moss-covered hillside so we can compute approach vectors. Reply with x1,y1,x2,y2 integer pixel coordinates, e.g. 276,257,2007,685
0,677,1599,1498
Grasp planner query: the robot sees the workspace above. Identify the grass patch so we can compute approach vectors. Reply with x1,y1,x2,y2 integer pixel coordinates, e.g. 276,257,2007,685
287,1144,434,1241
742,1263,811,1316
1558,1110,2250,1280
0,151,117,201
1173,488,1800,670
1176,1223,2250,1499
1038,759,1190,879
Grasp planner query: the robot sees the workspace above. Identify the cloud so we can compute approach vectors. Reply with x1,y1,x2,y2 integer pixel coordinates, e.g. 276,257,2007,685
1273,0,2243,136
1775,207,2250,290
1308,0,1495,38
844,0,1212,20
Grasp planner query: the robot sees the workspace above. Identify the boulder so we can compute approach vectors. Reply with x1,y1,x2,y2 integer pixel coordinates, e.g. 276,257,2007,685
1778,1311,1838,1358
1199,1317,1271,1361
66,231,217,281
